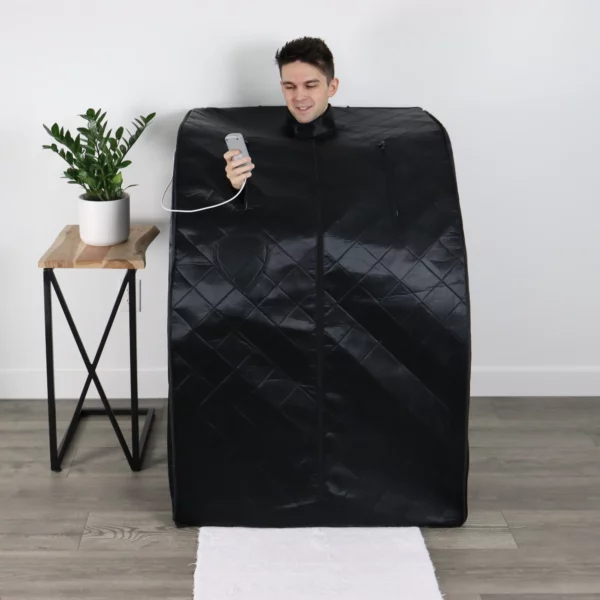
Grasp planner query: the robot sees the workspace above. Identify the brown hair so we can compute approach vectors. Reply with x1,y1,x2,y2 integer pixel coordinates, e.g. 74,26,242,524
275,37,335,82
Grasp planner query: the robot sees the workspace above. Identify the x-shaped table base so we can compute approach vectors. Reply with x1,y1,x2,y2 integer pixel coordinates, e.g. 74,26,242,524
43,268,156,472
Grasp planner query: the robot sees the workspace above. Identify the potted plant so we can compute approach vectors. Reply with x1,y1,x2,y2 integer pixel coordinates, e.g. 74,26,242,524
42,108,156,246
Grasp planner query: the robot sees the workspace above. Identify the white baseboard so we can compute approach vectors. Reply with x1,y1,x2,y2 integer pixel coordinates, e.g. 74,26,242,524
470,366,600,397
1,367,599,399
0,368,168,400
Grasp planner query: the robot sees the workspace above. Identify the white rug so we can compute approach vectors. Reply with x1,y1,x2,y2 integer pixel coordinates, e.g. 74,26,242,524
193,527,443,599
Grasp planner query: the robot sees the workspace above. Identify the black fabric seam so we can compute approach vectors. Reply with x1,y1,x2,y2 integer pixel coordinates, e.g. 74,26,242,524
314,139,325,500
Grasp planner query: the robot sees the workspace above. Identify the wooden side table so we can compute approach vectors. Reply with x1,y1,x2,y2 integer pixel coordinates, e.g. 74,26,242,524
38,224,160,472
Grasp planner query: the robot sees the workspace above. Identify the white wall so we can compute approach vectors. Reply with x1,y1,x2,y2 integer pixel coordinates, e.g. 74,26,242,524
1,0,599,399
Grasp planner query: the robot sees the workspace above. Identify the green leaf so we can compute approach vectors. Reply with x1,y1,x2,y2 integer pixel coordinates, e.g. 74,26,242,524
44,109,155,199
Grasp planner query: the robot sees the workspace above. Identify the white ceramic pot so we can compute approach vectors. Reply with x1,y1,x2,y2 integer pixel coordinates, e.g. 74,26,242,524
78,193,130,246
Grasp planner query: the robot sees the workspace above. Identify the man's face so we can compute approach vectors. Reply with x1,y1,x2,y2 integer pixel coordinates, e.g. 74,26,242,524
280,60,339,124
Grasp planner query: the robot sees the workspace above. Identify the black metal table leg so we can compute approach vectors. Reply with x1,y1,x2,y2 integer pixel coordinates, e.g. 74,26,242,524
43,267,156,472
44,269,60,471
129,269,141,470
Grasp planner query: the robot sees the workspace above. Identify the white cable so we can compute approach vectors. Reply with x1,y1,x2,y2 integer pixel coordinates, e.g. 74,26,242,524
160,176,246,213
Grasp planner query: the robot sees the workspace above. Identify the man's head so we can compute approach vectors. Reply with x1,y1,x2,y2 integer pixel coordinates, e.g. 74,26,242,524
275,37,339,124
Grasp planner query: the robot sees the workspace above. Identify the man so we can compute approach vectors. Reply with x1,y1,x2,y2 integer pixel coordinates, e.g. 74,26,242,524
223,37,340,189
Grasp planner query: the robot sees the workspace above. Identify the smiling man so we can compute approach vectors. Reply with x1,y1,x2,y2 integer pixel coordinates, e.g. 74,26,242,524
276,36,339,124
225,37,339,189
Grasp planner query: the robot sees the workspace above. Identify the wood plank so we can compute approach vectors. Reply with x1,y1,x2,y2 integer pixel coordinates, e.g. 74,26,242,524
0,429,134,449
1,597,191,600
0,414,165,451
0,551,193,597
0,508,89,521
0,399,87,421
0,509,88,552
0,475,171,512
469,429,595,448
481,594,600,600
432,547,600,567
0,460,71,479
2,597,191,600
38,224,159,269
469,397,500,417
472,415,600,433
431,548,600,595
80,511,197,552
503,510,600,528
0,520,81,551
491,396,600,414
503,510,600,552
0,398,165,420
468,475,600,510
469,447,600,476
424,527,517,550
423,511,517,550
67,444,167,477
470,413,504,427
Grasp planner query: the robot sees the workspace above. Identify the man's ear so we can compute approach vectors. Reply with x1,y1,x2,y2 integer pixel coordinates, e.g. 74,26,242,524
328,77,339,98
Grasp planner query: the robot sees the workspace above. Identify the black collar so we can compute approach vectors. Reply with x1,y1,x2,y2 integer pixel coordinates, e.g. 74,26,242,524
284,104,336,140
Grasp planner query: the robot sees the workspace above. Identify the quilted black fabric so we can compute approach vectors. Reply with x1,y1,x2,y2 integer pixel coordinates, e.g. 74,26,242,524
167,104,471,528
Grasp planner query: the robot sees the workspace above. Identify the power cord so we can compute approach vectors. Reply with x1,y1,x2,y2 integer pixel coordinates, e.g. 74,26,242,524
160,176,246,213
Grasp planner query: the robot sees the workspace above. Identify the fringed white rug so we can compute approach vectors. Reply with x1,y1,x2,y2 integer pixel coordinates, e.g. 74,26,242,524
193,527,443,599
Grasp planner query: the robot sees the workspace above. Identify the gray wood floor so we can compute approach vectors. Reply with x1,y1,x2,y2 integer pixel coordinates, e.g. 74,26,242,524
1,396,599,599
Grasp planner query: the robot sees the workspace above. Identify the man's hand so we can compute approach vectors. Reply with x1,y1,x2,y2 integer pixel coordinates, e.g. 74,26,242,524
224,150,254,190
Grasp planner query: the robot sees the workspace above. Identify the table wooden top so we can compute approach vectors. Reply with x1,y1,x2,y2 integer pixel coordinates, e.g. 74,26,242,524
38,225,160,269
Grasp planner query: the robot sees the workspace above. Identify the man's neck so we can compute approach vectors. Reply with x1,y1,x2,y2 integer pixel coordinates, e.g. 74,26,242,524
284,104,336,140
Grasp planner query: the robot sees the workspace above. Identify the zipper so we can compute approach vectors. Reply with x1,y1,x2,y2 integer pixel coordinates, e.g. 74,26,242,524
313,139,325,499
